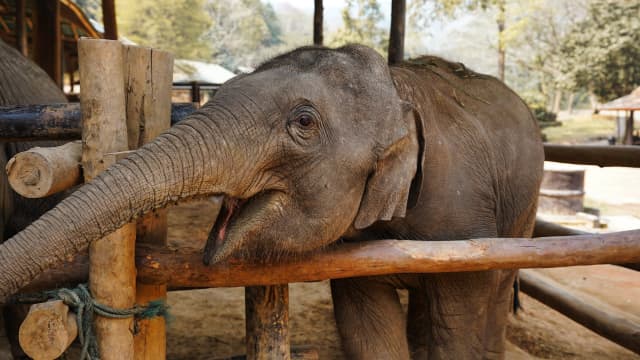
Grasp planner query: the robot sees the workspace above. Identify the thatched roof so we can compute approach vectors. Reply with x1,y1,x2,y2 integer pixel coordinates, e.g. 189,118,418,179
600,87,640,111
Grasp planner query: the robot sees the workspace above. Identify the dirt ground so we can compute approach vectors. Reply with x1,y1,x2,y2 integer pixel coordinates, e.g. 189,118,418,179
165,199,639,359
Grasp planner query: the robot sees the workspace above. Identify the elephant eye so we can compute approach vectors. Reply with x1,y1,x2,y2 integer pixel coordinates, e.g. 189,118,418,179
297,114,313,127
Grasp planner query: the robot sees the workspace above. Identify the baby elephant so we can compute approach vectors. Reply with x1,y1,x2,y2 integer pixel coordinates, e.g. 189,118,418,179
0,45,543,359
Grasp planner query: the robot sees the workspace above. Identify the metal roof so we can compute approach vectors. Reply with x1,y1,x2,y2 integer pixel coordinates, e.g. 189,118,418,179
599,87,640,111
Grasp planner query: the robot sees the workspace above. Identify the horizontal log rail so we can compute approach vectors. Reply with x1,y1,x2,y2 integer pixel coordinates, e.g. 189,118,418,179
520,270,640,354
18,229,640,295
0,103,197,141
544,144,640,168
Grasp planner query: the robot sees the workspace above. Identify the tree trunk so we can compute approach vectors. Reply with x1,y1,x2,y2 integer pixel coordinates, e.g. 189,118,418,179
496,0,506,82
552,89,563,114
566,92,575,114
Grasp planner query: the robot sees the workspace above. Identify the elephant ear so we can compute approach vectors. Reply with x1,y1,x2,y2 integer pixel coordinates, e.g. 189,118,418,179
354,102,425,229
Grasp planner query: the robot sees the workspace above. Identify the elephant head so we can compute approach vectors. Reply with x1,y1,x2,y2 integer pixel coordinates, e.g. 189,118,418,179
0,45,423,301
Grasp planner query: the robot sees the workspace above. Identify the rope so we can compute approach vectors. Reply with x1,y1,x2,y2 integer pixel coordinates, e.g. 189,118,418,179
17,284,169,360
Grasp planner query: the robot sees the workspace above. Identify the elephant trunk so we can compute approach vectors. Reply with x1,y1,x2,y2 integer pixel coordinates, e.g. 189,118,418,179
0,111,237,303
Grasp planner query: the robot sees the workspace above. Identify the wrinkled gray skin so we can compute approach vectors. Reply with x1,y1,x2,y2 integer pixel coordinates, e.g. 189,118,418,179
0,38,70,358
0,45,543,359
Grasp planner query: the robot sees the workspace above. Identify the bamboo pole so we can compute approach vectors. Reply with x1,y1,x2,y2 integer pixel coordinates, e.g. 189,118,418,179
246,285,290,360
6,141,82,198
123,44,173,360
79,38,136,360
519,270,640,354
544,144,640,168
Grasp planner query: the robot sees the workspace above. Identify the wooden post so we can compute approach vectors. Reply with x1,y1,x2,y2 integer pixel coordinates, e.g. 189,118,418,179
245,285,290,360
18,300,78,360
79,38,136,360
34,0,62,87
102,0,119,40
519,270,640,354
15,0,27,56
388,0,406,65
313,0,323,46
123,45,173,360
6,141,82,198
623,110,634,145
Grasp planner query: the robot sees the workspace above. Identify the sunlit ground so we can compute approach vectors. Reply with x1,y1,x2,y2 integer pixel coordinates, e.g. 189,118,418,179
542,113,616,144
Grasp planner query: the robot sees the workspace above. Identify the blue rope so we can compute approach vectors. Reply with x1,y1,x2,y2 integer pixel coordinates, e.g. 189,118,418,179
17,284,169,360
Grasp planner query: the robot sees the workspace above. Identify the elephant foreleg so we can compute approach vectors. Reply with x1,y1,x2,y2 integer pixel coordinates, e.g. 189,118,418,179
331,277,410,360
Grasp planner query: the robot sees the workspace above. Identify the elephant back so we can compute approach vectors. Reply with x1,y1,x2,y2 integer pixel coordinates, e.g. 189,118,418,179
0,39,68,240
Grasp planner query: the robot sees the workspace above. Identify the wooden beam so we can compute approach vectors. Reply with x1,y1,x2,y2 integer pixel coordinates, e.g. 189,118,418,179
136,230,640,288
0,103,196,141
15,0,27,56
245,285,290,360
544,144,640,168
519,270,640,355
313,0,323,46
123,44,173,360
79,38,135,360
388,0,406,65
102,0,119,40
18,300,77,360
33,0,62,87
17,229,640,296
6,141,82,198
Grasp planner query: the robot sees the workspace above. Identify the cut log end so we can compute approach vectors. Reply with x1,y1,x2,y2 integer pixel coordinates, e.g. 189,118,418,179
6,141,82,198
18,300,78,360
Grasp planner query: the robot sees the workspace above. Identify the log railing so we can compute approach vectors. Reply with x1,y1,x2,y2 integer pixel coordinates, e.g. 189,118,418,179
2,39,640,358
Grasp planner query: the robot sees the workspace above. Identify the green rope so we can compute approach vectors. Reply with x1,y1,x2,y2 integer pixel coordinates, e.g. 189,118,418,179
17,284,169,360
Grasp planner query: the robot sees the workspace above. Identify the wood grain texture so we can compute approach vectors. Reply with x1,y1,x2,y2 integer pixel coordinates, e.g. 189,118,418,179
79,38,136,360
123,44,173,360
6,141,82,198
246,285,290,360
18,300,77,360
19,230,640,294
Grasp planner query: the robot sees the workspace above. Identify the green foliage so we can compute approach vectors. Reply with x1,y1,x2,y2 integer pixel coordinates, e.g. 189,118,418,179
559,0,640,102
117,0,211,60
204,0,286,69
328,0,387,55
72,0,102,21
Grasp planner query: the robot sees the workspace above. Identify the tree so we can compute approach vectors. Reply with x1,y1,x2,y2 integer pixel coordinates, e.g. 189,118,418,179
328,0,387,55
72,0,102,21
117,0,211,60
559,0,640,102
204,0,285,70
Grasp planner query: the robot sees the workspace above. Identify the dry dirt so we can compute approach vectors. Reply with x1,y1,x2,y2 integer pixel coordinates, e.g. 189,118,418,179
164,199,639,359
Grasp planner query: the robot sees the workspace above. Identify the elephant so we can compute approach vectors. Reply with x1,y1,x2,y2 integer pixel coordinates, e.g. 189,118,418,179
0,44,543,359
0,39,70,358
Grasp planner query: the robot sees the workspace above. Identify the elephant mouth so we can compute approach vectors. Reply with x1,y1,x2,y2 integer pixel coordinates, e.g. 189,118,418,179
203,190,280,265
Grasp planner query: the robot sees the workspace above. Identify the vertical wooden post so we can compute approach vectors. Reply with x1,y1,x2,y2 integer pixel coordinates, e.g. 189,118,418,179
34,0,62,87
15,0,27,56
623,110,634,145
79,38,136,360
245,285,290,360
102,0,119,40
313,0,323,46
388,0,406,65
123,45,173,360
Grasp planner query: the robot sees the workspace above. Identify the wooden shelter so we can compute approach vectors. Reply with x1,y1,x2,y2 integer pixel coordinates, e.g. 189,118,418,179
0,0,106,93
599,87,640,145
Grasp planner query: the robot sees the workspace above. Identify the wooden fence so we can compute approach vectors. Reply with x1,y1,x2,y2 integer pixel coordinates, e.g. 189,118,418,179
1,39,639,359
